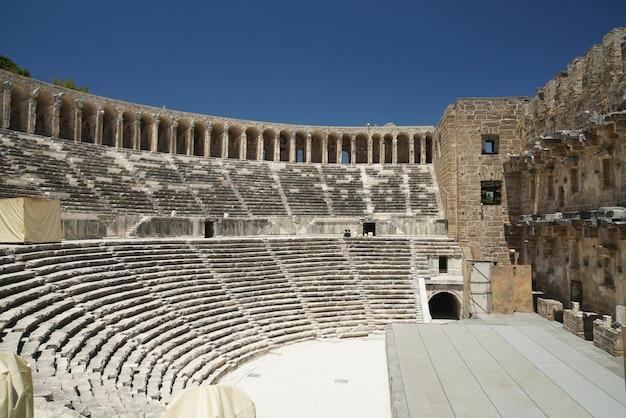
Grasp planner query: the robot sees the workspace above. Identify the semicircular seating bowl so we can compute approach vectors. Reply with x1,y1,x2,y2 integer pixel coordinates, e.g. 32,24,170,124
0,236,459,416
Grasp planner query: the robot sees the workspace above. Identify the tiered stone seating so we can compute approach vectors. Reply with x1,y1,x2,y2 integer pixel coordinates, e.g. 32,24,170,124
60,140,158,215
0,130,106,212
174,155,248,217
365,165,408,214
0,130,445,221
274,163,330,216
0,236,449,416
221,160,288,217
123,151,205,216
195,239,314,345
405,165,440,216
320,165,367,216
344,238,419,326
268,238,368,334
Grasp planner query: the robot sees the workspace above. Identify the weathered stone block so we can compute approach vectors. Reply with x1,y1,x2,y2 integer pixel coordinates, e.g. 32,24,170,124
593,320,623,357
563,309,599,340
536,298,563,322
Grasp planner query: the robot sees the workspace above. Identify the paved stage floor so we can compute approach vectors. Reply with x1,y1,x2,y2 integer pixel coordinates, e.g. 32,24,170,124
219,313,625,417
388,313,626,417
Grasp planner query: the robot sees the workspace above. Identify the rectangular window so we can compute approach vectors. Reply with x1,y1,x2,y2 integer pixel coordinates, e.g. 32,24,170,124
438,256,448,273
481,134,499,154
481,180,502,205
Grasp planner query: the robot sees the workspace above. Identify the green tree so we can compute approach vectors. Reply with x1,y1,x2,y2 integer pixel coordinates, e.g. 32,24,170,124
0,55,31,77
52,77,88,93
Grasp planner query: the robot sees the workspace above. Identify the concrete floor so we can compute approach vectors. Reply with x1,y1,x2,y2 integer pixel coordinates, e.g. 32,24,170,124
219,335,390,418
219,313,626,417
388,313,626,417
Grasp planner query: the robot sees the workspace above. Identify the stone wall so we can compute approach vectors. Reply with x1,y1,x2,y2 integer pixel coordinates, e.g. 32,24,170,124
434,98,528,265
523,28,626,141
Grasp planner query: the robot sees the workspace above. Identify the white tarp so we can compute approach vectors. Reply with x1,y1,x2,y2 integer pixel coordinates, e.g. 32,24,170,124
0,352,34,418
0,198,62,243
162,385,256,418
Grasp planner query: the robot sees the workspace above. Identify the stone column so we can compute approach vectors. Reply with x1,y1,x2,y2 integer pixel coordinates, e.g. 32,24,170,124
204,125,211,158
27,88,40,134
289,133,296,162
379,138,385,165
392,136,398,164
51,93,63,138
187,122,195,155
133,112,142,150
221,126,229,158
256,134,263,160
367,136,373,165
152,115,160,152
420,138,426,164
240,133,247,160
273,133,280,162
94,107,104,145
305,133,312,163
1,81,11,129
350,135,356,165
74,99,83,142
335,136,342,164
409,137,415,164
115,112,123,148
322,134,328,164
170,118,178,154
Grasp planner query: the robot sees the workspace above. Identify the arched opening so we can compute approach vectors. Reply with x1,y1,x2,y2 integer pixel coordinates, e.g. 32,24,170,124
210,123,224,158
34,90,53,137
355,133,368,163
139,114,153,151
372,134,382,163
9,84,28,132
262,129,275,161
101,107,117,147
327,133,339,163
278,130,290,162
58,96,75,140
426,135,433,163
428,292,461,320
81,102,97,143
193,122,206,157
310,131,324,163
157,117,172,153
176,120,189,155
341,134,351,164
247,128,259,160
397,133,410,164
122,111,135,149
383,134,393,164
228,126,242,159
295,132,306,163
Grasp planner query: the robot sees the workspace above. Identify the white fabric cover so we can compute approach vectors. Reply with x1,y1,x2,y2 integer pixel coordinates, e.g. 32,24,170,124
162,385,256,418
0,198,62,243
0,352,34,418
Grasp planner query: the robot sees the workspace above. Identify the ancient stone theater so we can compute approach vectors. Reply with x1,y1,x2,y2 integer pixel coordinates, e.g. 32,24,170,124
0,28,624,416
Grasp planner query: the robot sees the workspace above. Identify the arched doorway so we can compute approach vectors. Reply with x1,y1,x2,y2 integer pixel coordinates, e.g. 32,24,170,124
428,292,461,320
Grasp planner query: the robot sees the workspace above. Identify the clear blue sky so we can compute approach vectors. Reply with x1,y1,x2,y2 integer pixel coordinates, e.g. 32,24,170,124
2,1,625,127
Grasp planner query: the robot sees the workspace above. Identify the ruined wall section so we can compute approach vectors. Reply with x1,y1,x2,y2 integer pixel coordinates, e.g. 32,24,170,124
434,98,528,265
524,28,626,141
